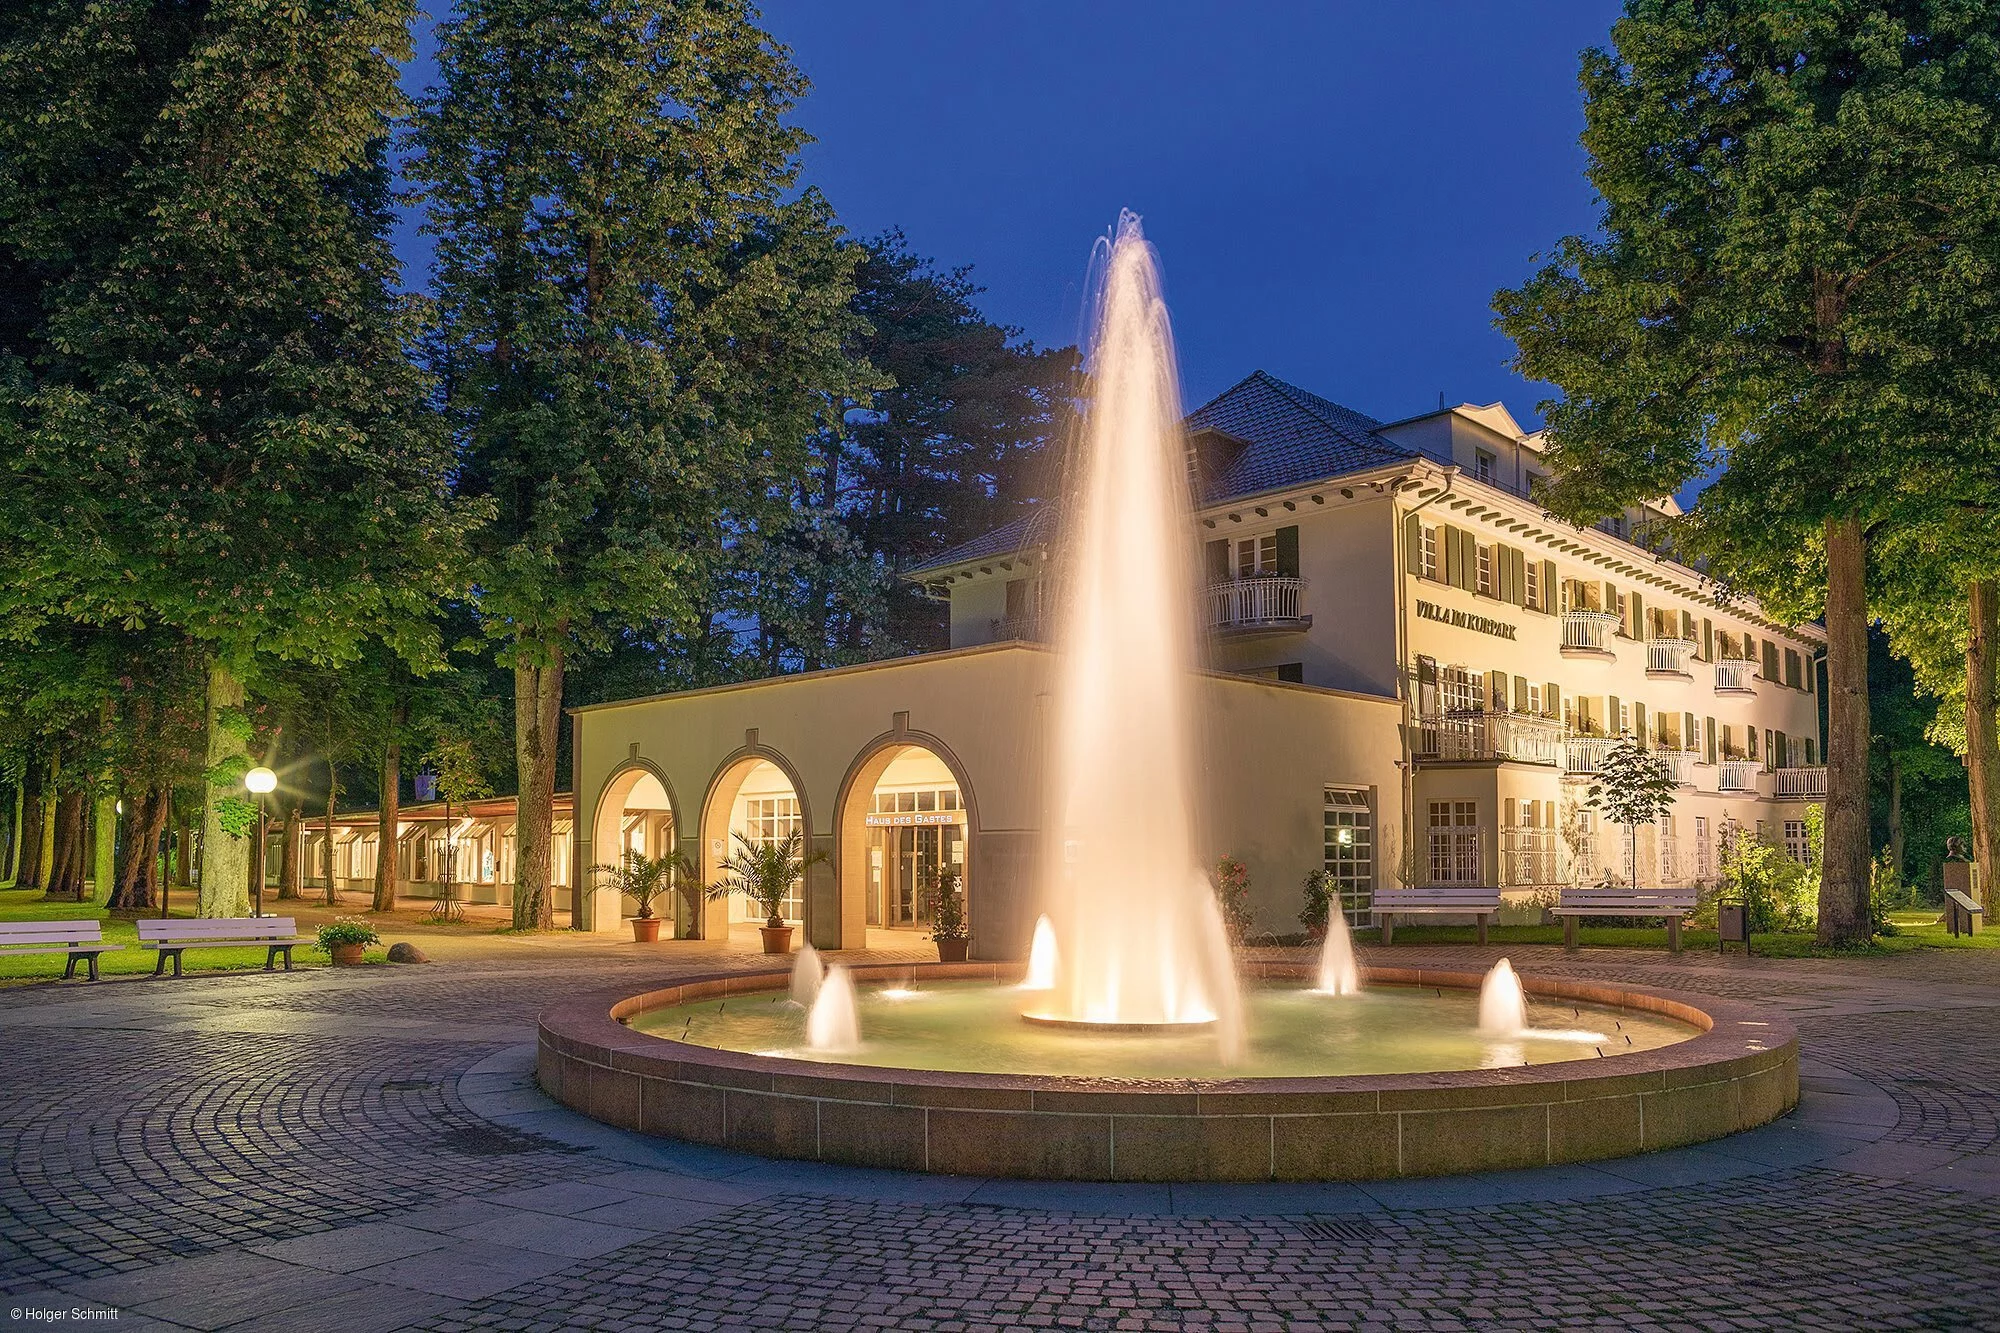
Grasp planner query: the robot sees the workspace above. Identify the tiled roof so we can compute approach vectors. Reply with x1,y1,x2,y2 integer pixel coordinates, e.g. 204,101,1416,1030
909,372,1434,576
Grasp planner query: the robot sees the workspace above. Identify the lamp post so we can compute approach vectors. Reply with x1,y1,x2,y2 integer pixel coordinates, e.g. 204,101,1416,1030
245,766,277,918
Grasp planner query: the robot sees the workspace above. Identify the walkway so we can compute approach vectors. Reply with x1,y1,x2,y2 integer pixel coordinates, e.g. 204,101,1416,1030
2,936,1997,1330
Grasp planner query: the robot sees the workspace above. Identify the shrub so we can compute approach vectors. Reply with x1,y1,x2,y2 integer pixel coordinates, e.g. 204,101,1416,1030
921,866,969,942
1212,856,1254,943
1299,869,1335,935
316,918,380,953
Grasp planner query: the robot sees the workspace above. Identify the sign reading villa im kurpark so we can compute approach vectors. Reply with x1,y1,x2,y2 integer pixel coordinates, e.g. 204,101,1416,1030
1416,600,1517,641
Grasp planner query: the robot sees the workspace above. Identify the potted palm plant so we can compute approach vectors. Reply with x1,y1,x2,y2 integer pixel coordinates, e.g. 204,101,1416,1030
709,830,824,953
590,849,673,942
922,865,971,962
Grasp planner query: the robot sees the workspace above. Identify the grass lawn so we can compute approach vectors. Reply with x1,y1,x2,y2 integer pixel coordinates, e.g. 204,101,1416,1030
1364,908,1991,958
0,885,387,983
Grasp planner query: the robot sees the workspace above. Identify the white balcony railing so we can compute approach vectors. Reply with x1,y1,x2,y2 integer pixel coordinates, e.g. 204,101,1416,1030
1561,610,1621,653
1427,828,1482,886
1715,658,1758,693
1656,750,1698,787
1719,759,1761,793
1646,637,1694,676
1774,766,1828,799
1204,576,1307,631
991,613,1045,642
1563,735,1619,775
1417,711,1565,765
1501,827,1561,887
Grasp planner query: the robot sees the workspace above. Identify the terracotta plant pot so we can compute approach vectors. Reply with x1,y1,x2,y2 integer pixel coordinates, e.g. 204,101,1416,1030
329,943,366,966
631,916,663,943
759,923,794,954
935,937,970,963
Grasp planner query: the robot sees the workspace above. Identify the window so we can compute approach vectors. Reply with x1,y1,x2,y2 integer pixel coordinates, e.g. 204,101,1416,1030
1784,648,1803,689
1475,449,1497,484
1476,542,1494,596
1784,819,1812,866
1695,816,1713,881
1805,737,1817,765
740,795,805,920
1418,523,1439,581
1427,801,1480,885
1526,682,1542,715
1323,789,1374,925
1524,559,1541,611
1236,534,1277,578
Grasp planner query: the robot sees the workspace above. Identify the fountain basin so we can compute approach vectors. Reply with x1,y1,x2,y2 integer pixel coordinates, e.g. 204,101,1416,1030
536,961,1797,1182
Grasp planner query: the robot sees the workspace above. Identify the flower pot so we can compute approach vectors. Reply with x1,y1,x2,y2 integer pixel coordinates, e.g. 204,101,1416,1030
759,924,794,954
631,917,662,943
934,937,970,963
329,943,366,966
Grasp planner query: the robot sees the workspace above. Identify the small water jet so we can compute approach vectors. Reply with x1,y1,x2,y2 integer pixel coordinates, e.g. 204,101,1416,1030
1311,911,1362,997
806,964,859,1052
1020,915,1059,991
789,943,824,1008
1478,958,1527,1037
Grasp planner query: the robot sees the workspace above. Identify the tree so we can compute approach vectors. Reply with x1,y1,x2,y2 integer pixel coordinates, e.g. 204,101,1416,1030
0,0,476,916
1585,740,1680,887
1495,1,2000,944
414,0,869,929
1863,626,1967,893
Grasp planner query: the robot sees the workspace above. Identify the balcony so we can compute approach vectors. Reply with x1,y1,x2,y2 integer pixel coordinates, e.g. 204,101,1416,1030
1416,711,1565,766
989,613,1046,642
1714,658,1758,696
1562,735,1619,776
1560,610,1621,660
1774,766,1828,799
1656,750,1699,788
1646,637,1695,679
1501,827,1562,887
1204,576,1310,636
1719,759,1760,793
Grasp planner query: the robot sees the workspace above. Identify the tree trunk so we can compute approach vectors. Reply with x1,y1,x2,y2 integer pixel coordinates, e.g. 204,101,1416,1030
34,776,55,893
199,660,252,918
45,791,87,900
323,758,340,905
512,644,565,931
373,708,404,912
92,791,116,903
1818,514,1873,945
111,787,152,910
3,780,21,887
16,759,44,890
1966,579,1999,910
278,805,302,899
1887,755,1904,885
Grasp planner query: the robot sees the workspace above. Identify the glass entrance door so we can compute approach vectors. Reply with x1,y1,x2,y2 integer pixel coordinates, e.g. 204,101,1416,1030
873,822,965,928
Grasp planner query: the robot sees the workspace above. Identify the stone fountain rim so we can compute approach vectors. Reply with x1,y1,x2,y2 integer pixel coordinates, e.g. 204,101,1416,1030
539,958,1794,1099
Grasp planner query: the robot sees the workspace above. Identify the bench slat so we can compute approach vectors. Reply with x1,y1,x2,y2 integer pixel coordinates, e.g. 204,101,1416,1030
138,918,298,942
0,944,112,956
0,921,105,943
142,938,303,950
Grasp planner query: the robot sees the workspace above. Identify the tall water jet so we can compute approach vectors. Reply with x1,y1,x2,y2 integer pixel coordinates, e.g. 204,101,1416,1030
1030,212,1243,1058
1313,910,1361,996
1021,915,1059,991
1478,958,1528,1037
806,963,860,1051
790,943,824,1007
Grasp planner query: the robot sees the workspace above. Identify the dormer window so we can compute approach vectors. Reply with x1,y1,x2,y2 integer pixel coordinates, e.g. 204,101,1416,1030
1475,449,1497,484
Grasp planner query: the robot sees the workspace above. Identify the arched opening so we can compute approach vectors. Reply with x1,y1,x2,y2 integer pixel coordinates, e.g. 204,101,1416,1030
590,764,682,935
700,755,808,947
837,741,972,951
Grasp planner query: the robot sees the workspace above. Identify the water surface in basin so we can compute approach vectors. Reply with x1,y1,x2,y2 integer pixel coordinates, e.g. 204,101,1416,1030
628,981,1698,1079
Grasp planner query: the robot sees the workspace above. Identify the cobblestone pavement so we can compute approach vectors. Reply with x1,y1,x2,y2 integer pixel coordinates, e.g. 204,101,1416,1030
3,935,1998,1331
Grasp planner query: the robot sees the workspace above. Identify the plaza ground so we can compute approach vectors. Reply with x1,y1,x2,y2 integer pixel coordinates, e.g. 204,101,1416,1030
2,921,1999,1329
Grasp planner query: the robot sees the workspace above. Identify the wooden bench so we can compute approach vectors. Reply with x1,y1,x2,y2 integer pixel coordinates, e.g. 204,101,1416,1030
1370,887,1502,945
137,918,307,975
1553,887,1699,952
0,920,116,981
1946,889,1983,938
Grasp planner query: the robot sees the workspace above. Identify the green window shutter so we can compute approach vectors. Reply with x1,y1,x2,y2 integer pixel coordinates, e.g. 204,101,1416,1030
1683,712,1697,752
1457,529,1477,591
1706,717,1718,766
1545,682,1560,719
1541,559,1557,614
1402,514,1421,574
1507,547,1527,606
1514,676,1529,712
1204,539,1229,582
1608,694,1622,736
1742,632,1756,666
1776,733,1789,768
1631,592,1645,638
1763,641,1780,680
1275,525,1300,579
1702,618,1714,660
1634,701,1648,748
1442,524,1461,587
1490,669,1509,711
1601,580,1617,614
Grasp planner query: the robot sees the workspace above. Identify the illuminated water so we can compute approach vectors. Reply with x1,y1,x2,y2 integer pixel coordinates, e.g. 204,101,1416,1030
1038,212,1241,1055
1313,913,1361,996
630,980,1695,1079
1021,915,1059,992
790,943,824,1008
1478,957,1527,1035
805,964,860,1052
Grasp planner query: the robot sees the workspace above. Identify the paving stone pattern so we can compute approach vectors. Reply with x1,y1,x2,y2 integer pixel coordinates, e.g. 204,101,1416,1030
3,937,1998,1331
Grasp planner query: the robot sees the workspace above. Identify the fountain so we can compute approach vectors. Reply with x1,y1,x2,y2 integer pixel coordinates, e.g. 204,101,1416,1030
553,212,1794,1182
1020,915,1059,991
789,943,824,1007
805,963,859,1052
1024,212,1242,1055
1478,958,1527,1036
1311,910,1361,996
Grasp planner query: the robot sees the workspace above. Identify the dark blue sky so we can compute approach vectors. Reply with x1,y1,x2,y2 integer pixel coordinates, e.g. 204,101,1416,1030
755,1,1624,424
397,2,1625,428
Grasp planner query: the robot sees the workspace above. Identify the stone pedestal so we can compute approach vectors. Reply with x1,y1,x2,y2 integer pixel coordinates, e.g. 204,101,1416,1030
1944,860,1981,909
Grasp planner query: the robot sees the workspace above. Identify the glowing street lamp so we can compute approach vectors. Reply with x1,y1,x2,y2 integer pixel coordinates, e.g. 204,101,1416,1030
245,767,278,916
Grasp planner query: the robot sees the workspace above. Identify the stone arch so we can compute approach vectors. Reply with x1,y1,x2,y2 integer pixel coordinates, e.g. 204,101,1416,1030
832,727,982,953
698,745,817,947
587,758,684,934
